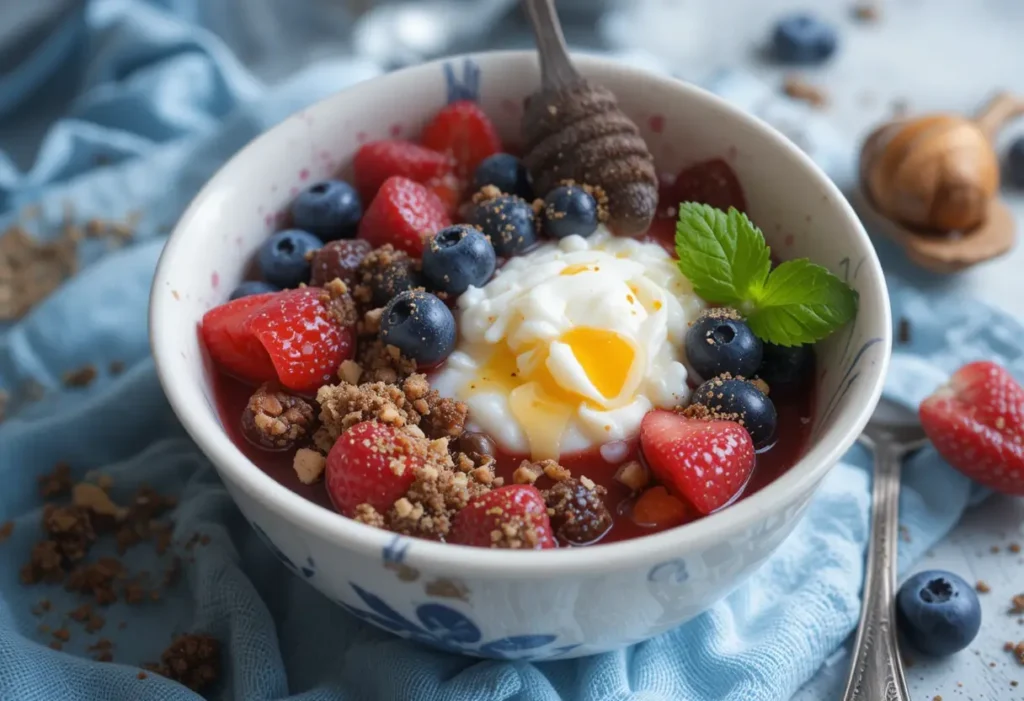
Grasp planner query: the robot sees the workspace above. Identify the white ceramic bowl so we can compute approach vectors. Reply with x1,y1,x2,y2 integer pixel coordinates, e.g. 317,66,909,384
150,52,890,660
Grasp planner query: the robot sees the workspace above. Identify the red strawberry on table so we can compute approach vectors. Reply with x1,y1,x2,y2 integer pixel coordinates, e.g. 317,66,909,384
640,410,756,515
449,485,556,549
421,100,502,178
666,158,747,214
326,422,422,517
358,176,451,257
920,361,1024,495
201,287,354,394
353,140,455,203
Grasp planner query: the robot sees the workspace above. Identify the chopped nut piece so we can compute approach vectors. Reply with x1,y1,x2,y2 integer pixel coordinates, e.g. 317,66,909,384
782,76,828,108
0,520,13,543
39,462,72,499
149,634,220,693
977,580,991,593
73,483,127,520
44,505,96,562
292,448,326,485
20,542,64,584
1011,594,1024,615
614,461,648,491
63,365,98,388
541,460,571,482
513,461,543,485
241,384,318,450
339,360,363,385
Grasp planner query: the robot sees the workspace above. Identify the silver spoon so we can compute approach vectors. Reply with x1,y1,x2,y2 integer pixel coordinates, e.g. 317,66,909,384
841,397,929,701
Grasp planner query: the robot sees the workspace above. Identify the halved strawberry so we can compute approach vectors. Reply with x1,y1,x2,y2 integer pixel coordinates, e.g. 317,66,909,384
353,140,455,203
200,287,354,393
639,410,755,514
326,422,422,517
667,158,747,214
357,176,451,257
449,485,556,549
920,361,1024,495
421,101,502,178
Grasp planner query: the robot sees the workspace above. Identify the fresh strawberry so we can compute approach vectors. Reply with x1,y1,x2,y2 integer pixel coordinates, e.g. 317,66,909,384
357,176,451,256
449,485,556,549
421,100,502,178
200,287,354,393
326,422,422,517
427,173,465,218
640,410,755,515
667,158,747,214
353,140,455,202
919,361,1024,495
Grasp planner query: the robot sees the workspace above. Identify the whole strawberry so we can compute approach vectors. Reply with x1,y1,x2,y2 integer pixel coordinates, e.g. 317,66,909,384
449,485,556,549
640,410,756,514
920,361,1024,495
326,422,423,517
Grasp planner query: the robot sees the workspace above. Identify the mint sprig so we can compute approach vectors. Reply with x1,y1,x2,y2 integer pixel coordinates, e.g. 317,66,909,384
675,202,858,347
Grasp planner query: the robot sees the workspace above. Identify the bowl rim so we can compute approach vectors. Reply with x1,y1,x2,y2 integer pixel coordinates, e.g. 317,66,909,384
150,50,892,578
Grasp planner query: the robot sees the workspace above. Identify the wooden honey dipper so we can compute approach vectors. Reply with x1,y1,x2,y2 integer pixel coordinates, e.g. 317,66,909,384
520,0,658,237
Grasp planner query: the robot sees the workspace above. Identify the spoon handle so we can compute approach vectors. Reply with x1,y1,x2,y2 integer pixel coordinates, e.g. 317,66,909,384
522,0,580,89
842,439,910,701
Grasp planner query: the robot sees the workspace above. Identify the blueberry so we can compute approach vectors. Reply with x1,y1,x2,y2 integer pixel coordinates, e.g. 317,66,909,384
473,153,533,200
380,290,456,366
257,229,322,288
290,179,362,241
229,280,279,300
422,225,497,296
692,377,778,449
685,308,763,382
771,14,837,65
1006,137,1024,189
362,249,422,307
897,570,981,657
309,239,372,287
542,185,599,240
757,343,814,391
468,195,538,257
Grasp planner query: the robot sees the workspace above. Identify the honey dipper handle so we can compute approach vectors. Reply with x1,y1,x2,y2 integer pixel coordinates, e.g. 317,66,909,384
974,92,1024,140
523,0,580,89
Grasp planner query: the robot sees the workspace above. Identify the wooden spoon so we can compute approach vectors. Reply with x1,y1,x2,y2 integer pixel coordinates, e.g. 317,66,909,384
520,0,658,237
857,93,1023,274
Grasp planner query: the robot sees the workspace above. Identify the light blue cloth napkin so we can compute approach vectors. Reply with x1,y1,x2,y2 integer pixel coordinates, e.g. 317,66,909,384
1,3,1021,700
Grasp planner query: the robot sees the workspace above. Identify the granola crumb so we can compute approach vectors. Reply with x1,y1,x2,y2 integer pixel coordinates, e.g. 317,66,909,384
541,460,571,482
52,627,70,642
73,483,127,520
148,634,220,693
0,520,12,543
897,318,912,345
241,383,318,450
338,359,363,385
1010,542,1021,554
292,448,327,485
353,503,386,528
852,2,879,22
49,641,63,651
977,580,991,593
513,461,543,485
63,365,98,388
109,360,125,375
44,505,97,562
1011,594,1024,615
137,672,147,680
782,75,828,108
21,541,65,584
0,224,79,320
992,545,1001,554
1014,641,1024,664
39,462,73,499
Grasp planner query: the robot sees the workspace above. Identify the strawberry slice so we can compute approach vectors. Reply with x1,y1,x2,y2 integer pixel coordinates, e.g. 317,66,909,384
326,422,422,517
667,158,747,214
920,361,1024,495
200,287,354,393
421,101,502,178
358,176,451,257
640,410,755,514
450,485,556,549
353,140,455,203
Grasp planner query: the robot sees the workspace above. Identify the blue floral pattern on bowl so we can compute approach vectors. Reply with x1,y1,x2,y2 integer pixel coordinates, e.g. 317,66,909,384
338,583,577,659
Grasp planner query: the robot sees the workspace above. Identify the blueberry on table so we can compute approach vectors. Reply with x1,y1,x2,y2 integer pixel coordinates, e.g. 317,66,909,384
771,14,838,65
756,342,814,391
380,290,456,367
685,308,763,381
468,194,538,257
422,224,497,296
473,153,533,200
542,185,599,240
897,570,981,657
229,280,279,300
691,376,778,449
1006,137,1024,189
257,229,322,288
290,179,362,241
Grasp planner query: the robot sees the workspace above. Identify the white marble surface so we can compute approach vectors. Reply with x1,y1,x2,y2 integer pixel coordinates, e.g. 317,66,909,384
602,1,1024,699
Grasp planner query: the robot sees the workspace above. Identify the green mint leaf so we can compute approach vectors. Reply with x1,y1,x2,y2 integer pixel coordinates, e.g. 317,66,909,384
674,203,771,304
746,259,859,346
